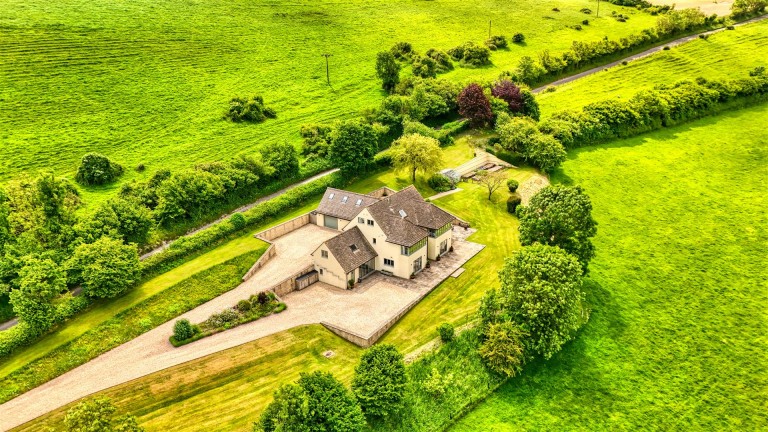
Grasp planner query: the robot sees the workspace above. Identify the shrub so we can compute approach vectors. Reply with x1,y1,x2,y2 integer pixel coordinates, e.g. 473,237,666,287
506,178,519,192
582,19,590,25
449,42,491,66
749,66,766,77
135,163,146,172
425,49,454,72
574,24,583,31
237,299,252,312
552,7,560,11
506,193,522,214
485,35,508,50
390,41,414,60
204,308,240,329
491,80,523,112
75,153,124,186
229,212,246,229
726,25,735,30
428,173,453,193
173,319,196,341
422,367,453,399
580,7,592,13
437,322,455,342
224,95,276,123
512,33,525,43
411,55,438,78
479,322,527,377
257,291,270,305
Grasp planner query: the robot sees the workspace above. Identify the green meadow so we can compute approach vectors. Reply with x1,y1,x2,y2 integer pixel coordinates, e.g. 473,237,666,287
0,0,655,207
538,19,768,117
450,103,768,430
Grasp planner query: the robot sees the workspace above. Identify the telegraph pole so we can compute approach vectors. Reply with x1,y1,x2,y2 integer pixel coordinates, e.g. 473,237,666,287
321,53,333,86
488,20,492,38
596,0,601,18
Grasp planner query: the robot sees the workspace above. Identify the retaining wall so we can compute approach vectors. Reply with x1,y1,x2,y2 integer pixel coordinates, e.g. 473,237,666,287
242,244,277,281
256,213,311,241
271,265,315,297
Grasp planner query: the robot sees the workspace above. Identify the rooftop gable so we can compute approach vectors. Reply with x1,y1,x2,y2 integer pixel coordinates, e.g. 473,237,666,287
323,226,378,274
316,188,379,221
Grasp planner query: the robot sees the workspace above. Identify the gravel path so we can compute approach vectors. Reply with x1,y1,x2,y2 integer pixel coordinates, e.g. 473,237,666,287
533,14,768,93
517,174,551,205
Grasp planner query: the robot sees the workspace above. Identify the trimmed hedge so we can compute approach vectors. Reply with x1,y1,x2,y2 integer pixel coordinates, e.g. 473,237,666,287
141,172,344,277
540,74,768,149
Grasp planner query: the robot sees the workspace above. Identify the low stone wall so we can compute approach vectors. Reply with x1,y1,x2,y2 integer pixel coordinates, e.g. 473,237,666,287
271,265,315,297
256,213,311,241
321,322,372,347
242,244,277,281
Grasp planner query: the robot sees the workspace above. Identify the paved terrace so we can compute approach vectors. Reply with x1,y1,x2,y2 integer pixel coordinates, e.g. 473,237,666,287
0,226,483,430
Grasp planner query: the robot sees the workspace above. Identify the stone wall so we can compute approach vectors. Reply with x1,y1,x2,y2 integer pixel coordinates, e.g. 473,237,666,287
271,265,315,297
256,213,310,241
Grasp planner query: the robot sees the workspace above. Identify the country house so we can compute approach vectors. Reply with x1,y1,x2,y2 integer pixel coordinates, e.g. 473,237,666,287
311,186,457,289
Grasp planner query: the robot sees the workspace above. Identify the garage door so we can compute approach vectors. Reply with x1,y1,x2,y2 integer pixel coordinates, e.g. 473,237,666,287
323,216,338,229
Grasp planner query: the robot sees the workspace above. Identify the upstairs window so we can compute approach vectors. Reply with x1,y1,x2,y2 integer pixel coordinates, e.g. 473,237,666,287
367,219,374,226
358,217,365,224
321,250,328,258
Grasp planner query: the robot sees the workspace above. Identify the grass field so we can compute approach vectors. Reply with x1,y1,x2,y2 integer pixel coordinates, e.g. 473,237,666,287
450,103,768,430
0,0,655,206
538,19,768,118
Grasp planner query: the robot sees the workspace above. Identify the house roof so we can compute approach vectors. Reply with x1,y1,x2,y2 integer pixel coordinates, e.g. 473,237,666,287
365,185,456,246
324,227,378,274
316,188,379,221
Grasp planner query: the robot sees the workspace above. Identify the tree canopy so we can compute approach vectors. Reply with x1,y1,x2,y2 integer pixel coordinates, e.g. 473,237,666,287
330,119,379,177
352,344,407,418
497,244,586,359
457,83,493,127
517,185,598,273
389,133,443,182
64,398,144,432
375,51,401,92
9,257,65,331
258,371,366,432
68,237,140,298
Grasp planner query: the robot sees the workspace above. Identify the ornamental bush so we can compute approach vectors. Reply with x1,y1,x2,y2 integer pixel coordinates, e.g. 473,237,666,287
75,153,124,186
507,193,522,214
507,178,520,192
437,322,455,342
428,173,453,192
173,319,196,341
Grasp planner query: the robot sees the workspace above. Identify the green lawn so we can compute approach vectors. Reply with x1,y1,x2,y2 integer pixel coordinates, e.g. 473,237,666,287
0,0,655,207
538,19,768,118
450,103,768,430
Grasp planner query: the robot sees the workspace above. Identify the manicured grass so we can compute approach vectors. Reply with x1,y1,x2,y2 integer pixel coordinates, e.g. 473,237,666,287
0,0,655,207
450,104,768,430
538,19,768,118
0,235,268,379
0,249,266,404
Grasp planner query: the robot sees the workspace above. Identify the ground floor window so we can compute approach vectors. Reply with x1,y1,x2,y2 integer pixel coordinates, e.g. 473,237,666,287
384,258,394,267
413,257,423,274
440,239,448,254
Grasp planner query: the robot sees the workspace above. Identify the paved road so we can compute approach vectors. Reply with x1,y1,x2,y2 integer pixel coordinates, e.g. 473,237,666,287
533,14,768,93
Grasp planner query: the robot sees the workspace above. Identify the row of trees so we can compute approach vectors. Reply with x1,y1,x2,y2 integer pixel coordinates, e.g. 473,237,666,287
479,185,597,374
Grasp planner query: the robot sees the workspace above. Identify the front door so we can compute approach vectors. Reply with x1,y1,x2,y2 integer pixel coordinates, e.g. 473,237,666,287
413,257,423,274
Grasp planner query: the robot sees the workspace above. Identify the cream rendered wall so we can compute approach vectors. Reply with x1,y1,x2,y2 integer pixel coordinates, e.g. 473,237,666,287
427,228,453,260
345,208,427,279
311,245,348,289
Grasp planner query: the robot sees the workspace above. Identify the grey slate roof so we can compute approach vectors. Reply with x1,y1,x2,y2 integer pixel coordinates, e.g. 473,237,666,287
325,226,378,274
316,188,379,221
365,185,456,246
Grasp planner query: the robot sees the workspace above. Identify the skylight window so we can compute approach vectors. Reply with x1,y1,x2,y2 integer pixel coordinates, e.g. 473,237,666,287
399,209,407,218
342,196,348,203
355,199,362,206
329,193,335,199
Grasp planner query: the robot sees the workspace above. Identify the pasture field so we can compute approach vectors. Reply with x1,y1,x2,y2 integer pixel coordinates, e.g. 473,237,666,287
0,0,655,206
450,103,768,430
538,19,768,117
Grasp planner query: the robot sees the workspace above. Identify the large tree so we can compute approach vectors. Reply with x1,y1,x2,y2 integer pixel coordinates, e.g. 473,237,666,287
260,141,299,180
68,237,140,298
497,244,586,359
517,185,598,273
78,198,154,245
496,116,565,172
375,51,401,92
9,257,65,331
352,344,407,418
65,398,144,432
457,83,493,127
330,119,379,177
258,371,366,432
389,134,443,182
491,80,523,112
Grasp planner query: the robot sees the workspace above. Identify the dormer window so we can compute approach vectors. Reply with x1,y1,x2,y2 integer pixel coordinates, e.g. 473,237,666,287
350,244,358,252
